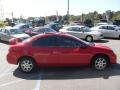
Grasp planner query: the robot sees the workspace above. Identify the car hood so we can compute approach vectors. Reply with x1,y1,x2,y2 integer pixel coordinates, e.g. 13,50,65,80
93,43,112,50
12,34,30,40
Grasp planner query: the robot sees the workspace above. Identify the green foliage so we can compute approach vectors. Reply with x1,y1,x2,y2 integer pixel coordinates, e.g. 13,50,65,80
0,21,8,28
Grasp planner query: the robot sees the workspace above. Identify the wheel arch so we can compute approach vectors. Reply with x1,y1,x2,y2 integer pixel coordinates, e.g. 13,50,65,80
17,56,36,65
85,35,93,41
91,53,110,65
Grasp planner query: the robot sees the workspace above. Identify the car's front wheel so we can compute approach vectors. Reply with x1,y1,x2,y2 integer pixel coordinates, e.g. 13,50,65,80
19,57,36,73
85,36,93,42
92,55,109,70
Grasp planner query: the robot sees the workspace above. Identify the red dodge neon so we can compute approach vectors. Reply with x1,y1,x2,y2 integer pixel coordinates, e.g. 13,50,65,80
7,33,116,73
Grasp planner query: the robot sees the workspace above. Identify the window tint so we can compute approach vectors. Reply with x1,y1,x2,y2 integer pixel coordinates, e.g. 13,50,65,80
107,26,115,30
67,27,82,32
57,36,81,47
21,25,29,29
99,26,107,29
38,29,45,33
6,30,10,35
32,36,57,47
51,25,57,30
44,28,54,32
1,29,5,33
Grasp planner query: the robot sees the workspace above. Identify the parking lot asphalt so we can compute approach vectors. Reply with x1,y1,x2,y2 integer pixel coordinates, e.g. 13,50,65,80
0,39,120,90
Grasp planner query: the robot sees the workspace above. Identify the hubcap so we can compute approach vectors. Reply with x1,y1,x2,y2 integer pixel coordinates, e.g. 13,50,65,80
87,37,92,42
21,60,33,72
95,58,107,70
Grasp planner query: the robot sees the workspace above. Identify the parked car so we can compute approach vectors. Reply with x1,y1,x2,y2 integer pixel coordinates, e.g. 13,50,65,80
59,26,103,42
45,23,63,32
13,23,33,33
25,27,56,36
84,19,94,27
95,22,108,26
91,25,120,39
0,27,30,42
7,33,116,73
113,20,120,26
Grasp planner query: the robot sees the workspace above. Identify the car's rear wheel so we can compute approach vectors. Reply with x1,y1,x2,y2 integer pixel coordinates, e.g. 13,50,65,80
92,55,109,70
119,35,120,39
19,57,36,73
85,36,93,42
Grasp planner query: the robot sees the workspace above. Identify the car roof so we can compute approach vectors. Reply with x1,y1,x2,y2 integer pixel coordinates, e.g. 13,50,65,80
63,25,85,29
31,32,80,40
13,23,29,28
98,24,117,27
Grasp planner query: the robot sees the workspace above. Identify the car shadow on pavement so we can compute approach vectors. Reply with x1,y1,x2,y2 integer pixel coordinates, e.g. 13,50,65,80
94,39,109,43
104,37,120,40
13,63,120,80
0,41,9,45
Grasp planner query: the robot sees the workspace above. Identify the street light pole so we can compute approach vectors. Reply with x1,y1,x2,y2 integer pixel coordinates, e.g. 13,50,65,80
67,0,69,23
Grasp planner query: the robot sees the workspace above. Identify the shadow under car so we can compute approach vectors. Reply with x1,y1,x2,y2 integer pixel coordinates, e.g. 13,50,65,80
13,63,120,80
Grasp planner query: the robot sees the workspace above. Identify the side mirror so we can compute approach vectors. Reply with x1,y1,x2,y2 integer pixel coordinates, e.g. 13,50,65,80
80,44,88,49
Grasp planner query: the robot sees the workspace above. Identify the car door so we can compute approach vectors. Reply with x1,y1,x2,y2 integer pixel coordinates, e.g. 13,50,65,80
106,26,119,38
57,36,91,66
31,36,59,67
98,26,109,37
66,27,84,39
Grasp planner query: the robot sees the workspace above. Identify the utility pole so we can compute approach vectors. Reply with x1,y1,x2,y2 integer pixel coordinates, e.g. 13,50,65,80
67,0,69,24
0,0,3,21
11,11,13,22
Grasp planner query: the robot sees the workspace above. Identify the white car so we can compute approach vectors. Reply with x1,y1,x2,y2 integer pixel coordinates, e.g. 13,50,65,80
95,22,108,26
0,27,30,42
59,26,103,42
91,25,120,39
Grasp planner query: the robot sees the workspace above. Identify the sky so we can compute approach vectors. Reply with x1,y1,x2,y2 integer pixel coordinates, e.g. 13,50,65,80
1,0,120,18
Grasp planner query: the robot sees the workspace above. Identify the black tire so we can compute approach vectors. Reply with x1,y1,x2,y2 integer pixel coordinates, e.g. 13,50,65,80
119,35,120,40
19,57,36,73
85,36,93,42
92,55,109,70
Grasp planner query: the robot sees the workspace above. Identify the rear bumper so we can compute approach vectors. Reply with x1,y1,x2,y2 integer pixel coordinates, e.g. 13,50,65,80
7,52,18,65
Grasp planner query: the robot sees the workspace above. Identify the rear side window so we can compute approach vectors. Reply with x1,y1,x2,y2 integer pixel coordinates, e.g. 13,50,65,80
107,26,115,30
32,36,57,47
99,26,107,29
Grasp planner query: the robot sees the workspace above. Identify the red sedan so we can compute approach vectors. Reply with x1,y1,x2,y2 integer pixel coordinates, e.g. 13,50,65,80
7,33,116,73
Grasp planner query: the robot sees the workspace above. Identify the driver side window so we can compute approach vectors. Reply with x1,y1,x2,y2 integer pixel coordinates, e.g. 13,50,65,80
57,36,81,48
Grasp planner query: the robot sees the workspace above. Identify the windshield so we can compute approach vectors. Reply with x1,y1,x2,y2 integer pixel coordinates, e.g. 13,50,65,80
82,27,91,32
10,29,23,34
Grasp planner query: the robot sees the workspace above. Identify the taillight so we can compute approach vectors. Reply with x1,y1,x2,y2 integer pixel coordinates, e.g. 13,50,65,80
9,38,22,45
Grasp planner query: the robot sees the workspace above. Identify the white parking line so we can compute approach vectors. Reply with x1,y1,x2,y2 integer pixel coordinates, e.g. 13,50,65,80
33,72,42,90
0,79,25,87
0,75,38,87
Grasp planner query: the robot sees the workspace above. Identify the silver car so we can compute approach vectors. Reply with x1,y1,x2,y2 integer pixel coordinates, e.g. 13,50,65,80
0,27,30,42
91,25,120,39
59,26,103,42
